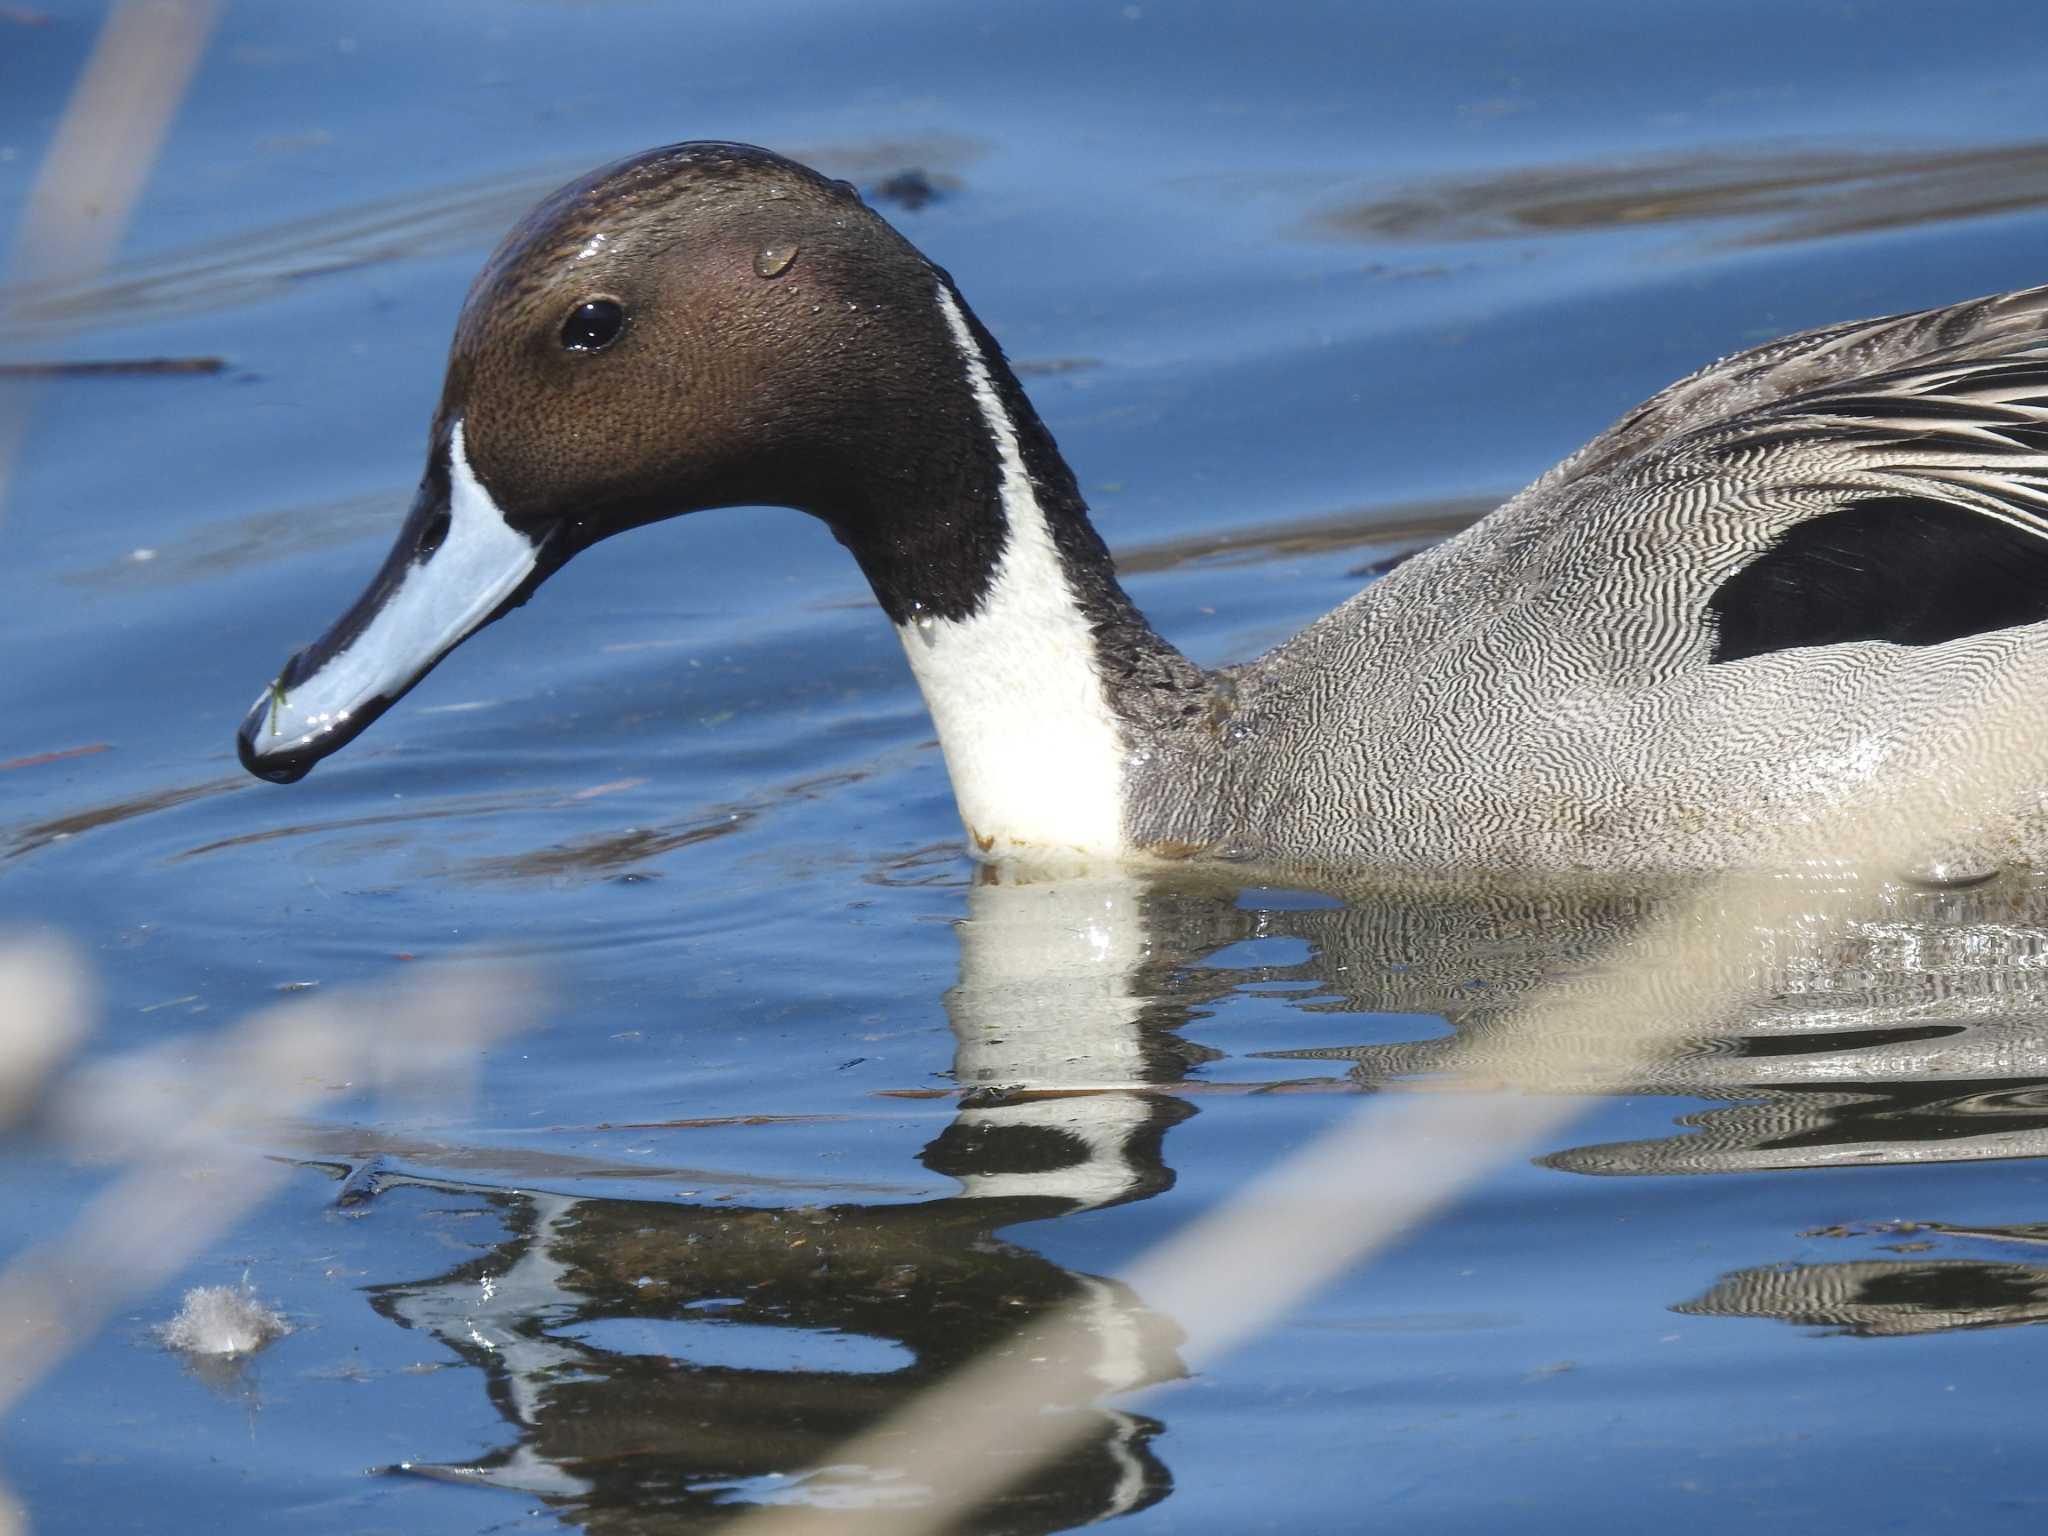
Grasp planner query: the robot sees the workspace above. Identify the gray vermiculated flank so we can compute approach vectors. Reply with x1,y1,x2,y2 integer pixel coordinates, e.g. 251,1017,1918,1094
1120,287,2048,873
229,141,2048,875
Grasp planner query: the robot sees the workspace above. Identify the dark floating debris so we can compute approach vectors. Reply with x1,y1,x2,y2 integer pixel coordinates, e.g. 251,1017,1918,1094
1347,545,1428,581
1013,356,1104,378
0,742,109,772
0,356,226,378
870,169,947,211
336,1157,389,1208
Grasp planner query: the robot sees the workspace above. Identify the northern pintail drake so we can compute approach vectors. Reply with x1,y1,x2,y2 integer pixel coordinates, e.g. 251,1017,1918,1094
237,142,2048,874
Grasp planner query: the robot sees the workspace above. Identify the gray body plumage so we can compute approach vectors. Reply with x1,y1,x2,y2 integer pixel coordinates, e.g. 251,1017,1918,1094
1120,287,2048,873
229,146,2048,877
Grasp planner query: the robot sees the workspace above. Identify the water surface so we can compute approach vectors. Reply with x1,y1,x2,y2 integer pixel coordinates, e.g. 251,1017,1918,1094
8,2,2048,1531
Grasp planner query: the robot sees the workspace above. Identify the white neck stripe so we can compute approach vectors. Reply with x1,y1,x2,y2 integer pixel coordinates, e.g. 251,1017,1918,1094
895,286,1128,860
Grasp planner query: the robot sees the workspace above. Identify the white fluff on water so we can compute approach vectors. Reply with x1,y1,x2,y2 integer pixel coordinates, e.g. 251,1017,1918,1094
158,1282,289,1357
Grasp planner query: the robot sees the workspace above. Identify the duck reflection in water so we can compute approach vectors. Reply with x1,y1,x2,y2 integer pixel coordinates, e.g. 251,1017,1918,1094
1249,868,2048,1345
350,874,1199,1532
1679,1234,2048,1338
333,865,2048,1529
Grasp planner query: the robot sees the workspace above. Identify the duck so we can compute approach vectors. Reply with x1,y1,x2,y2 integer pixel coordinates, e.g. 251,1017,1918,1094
235,141,2048,875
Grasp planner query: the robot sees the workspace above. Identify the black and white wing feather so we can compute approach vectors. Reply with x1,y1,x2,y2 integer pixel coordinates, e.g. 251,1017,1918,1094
1548,284,2048,665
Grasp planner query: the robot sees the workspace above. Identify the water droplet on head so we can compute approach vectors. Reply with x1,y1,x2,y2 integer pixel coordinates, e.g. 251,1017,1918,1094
754,242,798,279
907,601,938,649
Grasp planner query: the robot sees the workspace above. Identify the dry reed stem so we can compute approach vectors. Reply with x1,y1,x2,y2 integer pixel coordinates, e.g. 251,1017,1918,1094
0,963,533,1421
0,939,91,1127
0,6,219,1522
0,0,220,526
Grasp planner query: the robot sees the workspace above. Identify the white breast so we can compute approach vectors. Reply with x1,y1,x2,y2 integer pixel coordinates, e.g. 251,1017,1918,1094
898,286,1128,860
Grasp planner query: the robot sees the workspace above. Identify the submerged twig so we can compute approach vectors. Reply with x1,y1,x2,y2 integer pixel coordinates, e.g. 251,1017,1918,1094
0,356,225,378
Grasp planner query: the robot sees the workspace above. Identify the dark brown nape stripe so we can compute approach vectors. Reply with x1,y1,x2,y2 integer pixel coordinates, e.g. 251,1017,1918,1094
817,275,1011,628
1708,495,2048,663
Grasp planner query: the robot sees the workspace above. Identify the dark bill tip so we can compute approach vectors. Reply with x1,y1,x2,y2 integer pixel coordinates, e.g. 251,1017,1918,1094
236,716,314,783
235,643,401,784
232,418,575,788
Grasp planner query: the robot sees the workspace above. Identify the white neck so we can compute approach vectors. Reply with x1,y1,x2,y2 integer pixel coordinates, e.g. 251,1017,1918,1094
897,286,1129,861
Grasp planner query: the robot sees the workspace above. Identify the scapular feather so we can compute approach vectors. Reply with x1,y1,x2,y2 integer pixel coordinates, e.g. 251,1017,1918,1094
1710,495,2048,662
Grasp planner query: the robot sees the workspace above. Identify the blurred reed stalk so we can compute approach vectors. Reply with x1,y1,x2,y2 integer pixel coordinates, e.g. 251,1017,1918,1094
0,8,221,1525
0,960,534,1424
0,0,220,527
725,688,2048,1534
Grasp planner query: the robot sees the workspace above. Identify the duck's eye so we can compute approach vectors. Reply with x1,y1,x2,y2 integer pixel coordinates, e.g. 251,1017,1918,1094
560,298,626,352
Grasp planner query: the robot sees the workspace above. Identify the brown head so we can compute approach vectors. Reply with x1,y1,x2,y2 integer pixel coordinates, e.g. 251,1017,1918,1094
236,141,1052,782
446,142,996,537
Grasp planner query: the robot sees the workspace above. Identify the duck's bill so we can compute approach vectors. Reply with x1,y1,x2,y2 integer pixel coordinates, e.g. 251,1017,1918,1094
236,424,565,784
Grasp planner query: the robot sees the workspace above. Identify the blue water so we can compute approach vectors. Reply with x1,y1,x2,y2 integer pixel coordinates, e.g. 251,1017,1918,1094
9,1,2048,1531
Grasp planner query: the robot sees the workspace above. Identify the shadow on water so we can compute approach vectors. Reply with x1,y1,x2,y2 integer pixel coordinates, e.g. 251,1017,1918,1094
3,776,248,862
0,168,567,342
265,864,2048,1529
58,490,405,594
1301,140,2048,250
0,134,985,345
